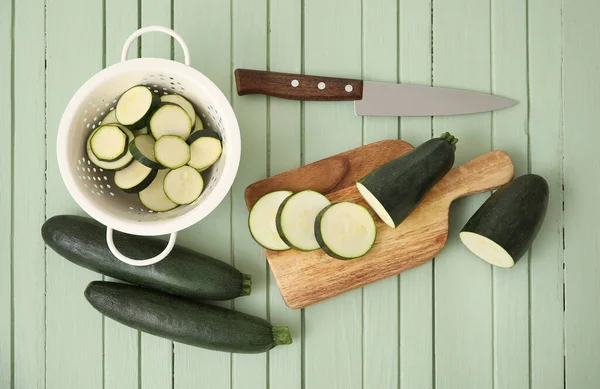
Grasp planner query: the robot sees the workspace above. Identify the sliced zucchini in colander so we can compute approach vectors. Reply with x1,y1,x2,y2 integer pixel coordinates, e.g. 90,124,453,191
160,94,196,127
154,135,190,169
139,170,178,212
187,131,223,172
163,166,204,205
191,114,204,134
132,126,149,136
129,134,163,169
86,125,134,170
149,103,193,140
115,85,159,130
90,124,128,162
99,109,118,125
114,160,157,194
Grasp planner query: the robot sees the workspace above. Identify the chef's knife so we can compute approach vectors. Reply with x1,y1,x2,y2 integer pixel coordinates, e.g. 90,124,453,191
234,69,517,117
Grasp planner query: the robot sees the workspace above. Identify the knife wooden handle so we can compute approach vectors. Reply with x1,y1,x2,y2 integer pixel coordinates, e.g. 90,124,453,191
235,69,363,101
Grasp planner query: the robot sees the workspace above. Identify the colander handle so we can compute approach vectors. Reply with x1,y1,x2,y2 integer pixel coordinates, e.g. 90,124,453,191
106,228,178,266
121,26,191,66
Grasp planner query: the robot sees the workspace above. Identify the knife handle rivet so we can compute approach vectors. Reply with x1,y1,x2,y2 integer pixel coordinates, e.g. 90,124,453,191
318,82,326,90
345,84,353,92
291,79,299,87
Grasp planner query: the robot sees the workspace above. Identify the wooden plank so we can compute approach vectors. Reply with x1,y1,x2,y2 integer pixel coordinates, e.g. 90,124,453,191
139,2,174,388
397,0,433,387
432,0,493,388
45,0,104,387
103,2,140,388
490,1,529,388
231,0,268,388
172,1,232,388
528,0,564,388
0,0,13,387
12,0,46,387
358,2,399,386
267,1,302,389
303,0,362,387
563,1,600,387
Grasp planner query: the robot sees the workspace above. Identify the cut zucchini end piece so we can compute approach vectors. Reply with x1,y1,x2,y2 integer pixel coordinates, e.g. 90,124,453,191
356,182,396,228
248,191,293,251
241,274,252,296
316,202,377,260
459,231,515,268
272,326,293,346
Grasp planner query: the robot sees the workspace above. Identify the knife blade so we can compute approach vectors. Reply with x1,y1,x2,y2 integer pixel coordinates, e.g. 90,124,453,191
234,69,517,117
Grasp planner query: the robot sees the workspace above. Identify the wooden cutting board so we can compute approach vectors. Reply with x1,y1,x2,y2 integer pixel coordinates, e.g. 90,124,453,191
245,140,514,309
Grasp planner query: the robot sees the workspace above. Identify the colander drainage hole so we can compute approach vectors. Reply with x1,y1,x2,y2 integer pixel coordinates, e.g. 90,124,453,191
110,192,115,196
106,184,111,188
104,176,108,181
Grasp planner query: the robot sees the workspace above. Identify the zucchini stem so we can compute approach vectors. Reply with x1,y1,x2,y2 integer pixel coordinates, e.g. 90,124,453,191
440,132,459,150
241,274,252,296
272,326,293,345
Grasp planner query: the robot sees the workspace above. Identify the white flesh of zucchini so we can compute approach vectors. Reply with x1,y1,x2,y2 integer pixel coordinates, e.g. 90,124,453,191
90,125,128,161
154,135,190,169
248,191,293,251
132,126,149,136
114,160,155,193
192,114,204,133
317,202,376,259
116,86,155,126
277,190,331,251
459,232,515,268
188,137,222,171
163,166,204,205
139,170,178,212
86,126,134,170
99,109,118,125
150,104,192,140
356,182,395,228
160,94,196,127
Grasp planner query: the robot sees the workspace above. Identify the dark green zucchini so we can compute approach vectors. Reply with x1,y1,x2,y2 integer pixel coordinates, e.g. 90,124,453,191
42,215,251,300
85,281,292,354
459,174,549,268
356,132,458,228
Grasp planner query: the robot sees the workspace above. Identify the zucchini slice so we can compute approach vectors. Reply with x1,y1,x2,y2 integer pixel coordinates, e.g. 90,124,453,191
129,134,163,169
132,126,149,137
115,86,159,130
114,160,157,193
459,174,549,268
275,190,331,251
86,125,135,170
154,135,190,169
315,202,377,260
191,114,204,133
90,124,128,162
187,131,222,171
139,170,178,212
99,109,118,125
85,281,291,353
149,103,193,140
356,132,457,228
163,166,204,205
248,191,293,251
160,94,196,127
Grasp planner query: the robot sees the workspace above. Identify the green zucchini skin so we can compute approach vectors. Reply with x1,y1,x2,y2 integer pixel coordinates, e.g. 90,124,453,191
42,215,251,300
460,174,549,265
357,133,457,228
186,128,221,145
85,281,292,354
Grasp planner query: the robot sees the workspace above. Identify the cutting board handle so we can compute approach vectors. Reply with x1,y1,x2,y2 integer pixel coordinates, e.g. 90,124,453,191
437,150,515,203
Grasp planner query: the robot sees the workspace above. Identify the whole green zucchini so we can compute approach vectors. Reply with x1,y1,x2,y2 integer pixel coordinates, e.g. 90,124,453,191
85,281,292,353
42,215,251,300
356,132,458,228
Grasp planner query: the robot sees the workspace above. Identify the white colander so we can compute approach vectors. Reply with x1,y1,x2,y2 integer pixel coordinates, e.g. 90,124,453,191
57,26,241,266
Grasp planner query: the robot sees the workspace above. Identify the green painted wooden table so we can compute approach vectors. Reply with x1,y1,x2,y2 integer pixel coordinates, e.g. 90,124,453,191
1,0,598,388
